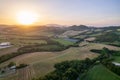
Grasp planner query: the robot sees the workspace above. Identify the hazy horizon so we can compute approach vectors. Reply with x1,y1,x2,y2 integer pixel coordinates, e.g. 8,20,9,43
0,0,120,26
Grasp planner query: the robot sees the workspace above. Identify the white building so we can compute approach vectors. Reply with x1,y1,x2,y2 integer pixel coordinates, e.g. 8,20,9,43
112,62,120,66
0,42,11,49
0,42,11,46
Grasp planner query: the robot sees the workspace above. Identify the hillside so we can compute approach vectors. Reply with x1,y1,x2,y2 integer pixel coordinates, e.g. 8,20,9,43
0,25,120,80
0,43,120,80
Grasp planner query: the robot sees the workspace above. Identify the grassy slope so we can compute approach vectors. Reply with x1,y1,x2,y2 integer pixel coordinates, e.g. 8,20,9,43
83,64,120,80
113,56,120,63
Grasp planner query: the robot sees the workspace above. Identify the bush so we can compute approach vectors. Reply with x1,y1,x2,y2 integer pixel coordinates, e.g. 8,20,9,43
17,64,28,69
8,62,16,67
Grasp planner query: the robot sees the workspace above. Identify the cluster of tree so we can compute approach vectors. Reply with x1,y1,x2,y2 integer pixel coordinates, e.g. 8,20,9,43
34,58,96,80
18,45,65,53
91,47,120,76
95,32,120,42
7,62,16,67
108,43,120,47
0,52,21,63
17,63,28,69
90,47,120,56
102,60,120,76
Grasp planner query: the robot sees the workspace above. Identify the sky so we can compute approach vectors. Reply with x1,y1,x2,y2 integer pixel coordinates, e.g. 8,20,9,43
0,0,120,26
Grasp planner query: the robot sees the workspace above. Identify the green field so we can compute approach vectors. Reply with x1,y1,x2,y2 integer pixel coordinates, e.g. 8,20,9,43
83,64,120,80
117,29,120,31
73,35,87,39
113,56,120,63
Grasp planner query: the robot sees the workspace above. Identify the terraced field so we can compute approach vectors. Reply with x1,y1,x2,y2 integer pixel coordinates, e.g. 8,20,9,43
83,64,120,80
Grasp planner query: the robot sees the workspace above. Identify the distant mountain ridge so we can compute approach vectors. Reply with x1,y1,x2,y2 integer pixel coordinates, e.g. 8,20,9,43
67,25,90,31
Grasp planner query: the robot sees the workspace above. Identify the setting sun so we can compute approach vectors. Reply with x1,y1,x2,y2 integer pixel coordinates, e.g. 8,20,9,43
16,11,38,25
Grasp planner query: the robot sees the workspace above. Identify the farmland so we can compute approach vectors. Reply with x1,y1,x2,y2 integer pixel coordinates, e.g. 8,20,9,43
0,35,47,46
0,47,18,56
0,0,120,79
52,38,76,46
0,42,119,80
0,25,120,80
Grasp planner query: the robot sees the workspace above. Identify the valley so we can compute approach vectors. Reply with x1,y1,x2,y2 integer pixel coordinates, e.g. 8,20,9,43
0,25,120,80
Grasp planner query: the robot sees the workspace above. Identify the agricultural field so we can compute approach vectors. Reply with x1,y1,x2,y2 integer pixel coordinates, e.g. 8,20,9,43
0,0,120,79
73,35,87,39
0,47,18,56
89,33,102,37
0,26,120,80
0,39,47,46
82,64,120,80
52,38,75,46
24,30,54,37
0,35,48,46
58,30,88,38
0,42,119,80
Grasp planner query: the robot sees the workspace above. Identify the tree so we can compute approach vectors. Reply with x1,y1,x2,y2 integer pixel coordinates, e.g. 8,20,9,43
8,62,16,67
1,70,5,74
17,63,28,69
63,68,78,80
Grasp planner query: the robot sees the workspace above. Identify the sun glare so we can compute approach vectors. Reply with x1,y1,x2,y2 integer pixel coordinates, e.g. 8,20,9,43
16,11,38,25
